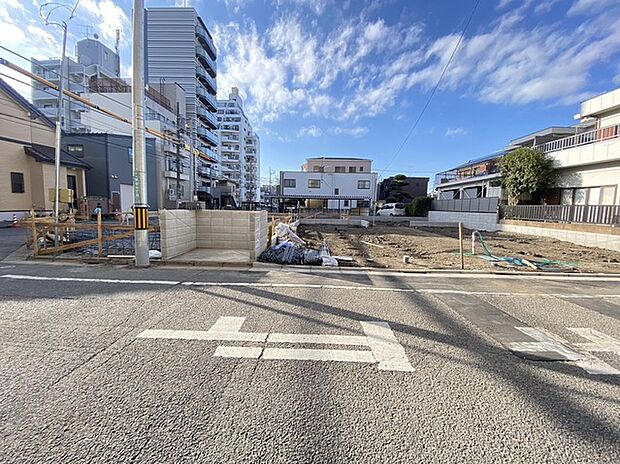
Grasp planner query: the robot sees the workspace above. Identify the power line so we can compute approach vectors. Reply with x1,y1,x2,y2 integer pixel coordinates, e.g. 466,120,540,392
379,0,481,176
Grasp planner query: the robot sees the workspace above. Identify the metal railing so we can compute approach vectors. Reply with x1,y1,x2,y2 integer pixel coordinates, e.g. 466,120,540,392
196,105,218,129
195,46,216,77
432,197,499,213
501,204,620,225
196,25,217,60
536,124,619,153
195,80,217,110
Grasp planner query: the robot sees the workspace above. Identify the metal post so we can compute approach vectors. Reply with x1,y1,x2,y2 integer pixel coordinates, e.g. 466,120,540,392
132,0,149,267
52,22,68,248
458,222,464,270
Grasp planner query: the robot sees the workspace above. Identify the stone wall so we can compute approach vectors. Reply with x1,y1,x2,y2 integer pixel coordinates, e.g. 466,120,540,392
160,210,197,259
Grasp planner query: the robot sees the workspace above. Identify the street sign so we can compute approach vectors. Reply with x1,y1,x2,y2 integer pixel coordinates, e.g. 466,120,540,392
138,316,415,373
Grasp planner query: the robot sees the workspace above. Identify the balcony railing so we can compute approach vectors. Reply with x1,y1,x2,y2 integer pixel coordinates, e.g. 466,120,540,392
536,124,619,153
501,204,620,225
435,166,500,186
195,80,217,111
196,105,218,129
197,125,218,146
195,46,216,77
197,144,218,161
195,58,216,93
195,24,217,60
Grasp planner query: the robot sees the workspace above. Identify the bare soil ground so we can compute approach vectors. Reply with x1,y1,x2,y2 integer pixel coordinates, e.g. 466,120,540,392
298,224,620,274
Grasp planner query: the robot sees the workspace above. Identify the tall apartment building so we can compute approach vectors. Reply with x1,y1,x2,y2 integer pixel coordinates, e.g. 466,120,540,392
77,77,191,208
31,37,121,132
217,87,261,206
145,7,219,201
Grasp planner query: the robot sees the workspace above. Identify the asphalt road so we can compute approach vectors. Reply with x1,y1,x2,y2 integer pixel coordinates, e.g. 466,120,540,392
0,262,619,463
0,226,27,260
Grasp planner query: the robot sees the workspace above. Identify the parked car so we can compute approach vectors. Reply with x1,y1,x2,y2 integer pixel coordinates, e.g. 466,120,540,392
377,203,406,216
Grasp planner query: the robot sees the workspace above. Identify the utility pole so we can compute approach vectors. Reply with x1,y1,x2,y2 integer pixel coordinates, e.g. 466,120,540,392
40,1,77,247
176,107,182,205
132,0,149,267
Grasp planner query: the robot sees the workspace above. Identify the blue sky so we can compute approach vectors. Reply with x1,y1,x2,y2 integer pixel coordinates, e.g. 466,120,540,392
1,0,620,187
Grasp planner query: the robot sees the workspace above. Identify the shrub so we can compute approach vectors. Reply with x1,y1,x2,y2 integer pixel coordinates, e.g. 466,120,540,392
407,196,432,217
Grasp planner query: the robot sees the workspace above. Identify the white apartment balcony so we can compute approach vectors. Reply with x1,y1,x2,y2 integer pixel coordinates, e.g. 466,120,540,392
535,123,620,169
197,125,218,147
197,165,216,178
196,104,218,129
197,144,218,162
164,169,190,181
195,83,217,112
220,134,240,142
195,24,217,61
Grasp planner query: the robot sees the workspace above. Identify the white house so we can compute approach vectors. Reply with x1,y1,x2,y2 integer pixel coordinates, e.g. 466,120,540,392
279,157,378,212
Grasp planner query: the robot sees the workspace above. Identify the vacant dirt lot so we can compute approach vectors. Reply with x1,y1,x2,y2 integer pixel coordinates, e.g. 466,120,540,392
298,224,620,273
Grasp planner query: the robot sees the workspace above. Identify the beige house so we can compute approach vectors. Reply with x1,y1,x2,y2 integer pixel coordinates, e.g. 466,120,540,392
0,78,89,221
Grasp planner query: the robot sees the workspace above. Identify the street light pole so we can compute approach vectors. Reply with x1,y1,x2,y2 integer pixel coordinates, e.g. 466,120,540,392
53,22,67,238
132,0,149,267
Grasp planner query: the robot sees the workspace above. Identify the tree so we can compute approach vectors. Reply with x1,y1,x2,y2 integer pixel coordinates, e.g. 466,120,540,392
386,174,411,203
499,148,556,205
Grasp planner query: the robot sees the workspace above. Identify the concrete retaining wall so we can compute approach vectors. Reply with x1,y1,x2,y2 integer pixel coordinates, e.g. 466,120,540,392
160,209,269,260
428,211,499,231
160,210,197,260
498,220,620,252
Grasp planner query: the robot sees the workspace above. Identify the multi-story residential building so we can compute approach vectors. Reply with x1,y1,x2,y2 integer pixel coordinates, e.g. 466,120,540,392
0,78,89,221
31,37,121,132
379,176,429,201
279,157,378,213
145,7,219,201
433,88,620,206
217,87,261,206
78,77,191,208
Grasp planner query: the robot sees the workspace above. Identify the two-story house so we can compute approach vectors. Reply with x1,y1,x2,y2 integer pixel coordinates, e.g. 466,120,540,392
279,157,378,213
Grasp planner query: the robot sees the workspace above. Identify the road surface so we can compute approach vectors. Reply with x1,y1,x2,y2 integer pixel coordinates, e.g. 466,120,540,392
0,262,619,463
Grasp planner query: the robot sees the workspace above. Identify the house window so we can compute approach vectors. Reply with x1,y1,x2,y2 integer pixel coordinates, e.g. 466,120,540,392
357,180,370,189
66,144,84,157
10,172,25,193
344,200,349,207
308,179,321,188
334,188,339,195
283,179,296,188
600,186,616,205
359,166,364,172
128,148,133,164
349,166,356,173
335,166,345,173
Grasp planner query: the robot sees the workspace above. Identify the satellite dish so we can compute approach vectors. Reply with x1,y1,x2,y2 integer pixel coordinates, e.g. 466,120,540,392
93,33,99,39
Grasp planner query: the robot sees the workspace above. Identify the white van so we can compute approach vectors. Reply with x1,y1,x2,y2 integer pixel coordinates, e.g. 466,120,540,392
377,203,406,216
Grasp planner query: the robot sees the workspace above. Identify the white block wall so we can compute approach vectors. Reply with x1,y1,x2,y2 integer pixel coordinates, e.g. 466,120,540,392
428,211,500,231
160,210,197,259
195,210,268,258
499,223,620,252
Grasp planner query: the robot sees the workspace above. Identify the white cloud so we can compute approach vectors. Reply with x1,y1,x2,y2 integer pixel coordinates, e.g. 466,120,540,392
275,0,331,15
297,125,322,137
445,127,467,137
79,0,129,46
568,0,617,15
332,126,368,137
268,17,319,85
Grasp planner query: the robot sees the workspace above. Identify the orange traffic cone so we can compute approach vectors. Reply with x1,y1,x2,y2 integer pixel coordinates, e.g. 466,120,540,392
11,213,17,227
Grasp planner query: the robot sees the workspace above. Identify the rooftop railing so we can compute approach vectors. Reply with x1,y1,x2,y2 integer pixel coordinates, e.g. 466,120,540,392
535,123,619,153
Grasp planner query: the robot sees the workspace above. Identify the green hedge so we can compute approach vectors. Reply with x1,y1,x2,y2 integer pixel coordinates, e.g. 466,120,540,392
405,196,432,217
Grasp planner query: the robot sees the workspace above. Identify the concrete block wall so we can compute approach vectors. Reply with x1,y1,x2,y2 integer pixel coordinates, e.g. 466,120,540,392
195,210,268,255
160,210,197,259
251,211,269,259
428,211,500,232
499,222,620,252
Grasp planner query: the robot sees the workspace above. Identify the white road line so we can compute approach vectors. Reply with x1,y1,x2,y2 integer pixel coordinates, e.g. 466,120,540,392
266,333,369,346
1,273,618,298
509,327,620,375
360,321,415,372
210,317,246,332
0,274,179,285
262,347,375,363
214,346,263,358
568,328,620,354
509,327,583,361
137,328,268,342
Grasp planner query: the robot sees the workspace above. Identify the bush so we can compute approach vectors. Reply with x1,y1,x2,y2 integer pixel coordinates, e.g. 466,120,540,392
406,196,432,217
